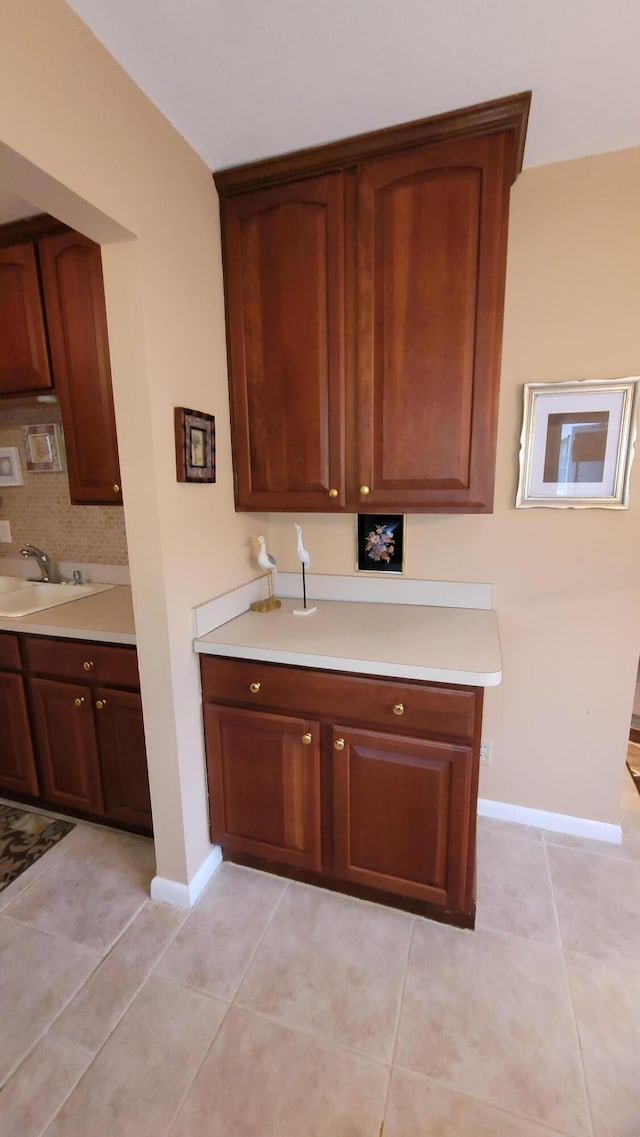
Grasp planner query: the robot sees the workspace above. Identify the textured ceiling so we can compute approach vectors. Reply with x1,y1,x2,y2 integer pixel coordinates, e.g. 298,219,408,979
63,0,640,172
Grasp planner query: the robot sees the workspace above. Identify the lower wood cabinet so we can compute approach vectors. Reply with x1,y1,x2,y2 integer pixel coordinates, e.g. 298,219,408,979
95,687,152,830
206,704,321,871
331,726,474,914
201,654,483,927
0,668,39,796
29,677,105,814
0,630,152,835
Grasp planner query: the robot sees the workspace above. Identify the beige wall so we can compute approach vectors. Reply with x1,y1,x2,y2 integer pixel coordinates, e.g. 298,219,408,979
0,0,260,883
1,0,638,876
270,147,640,825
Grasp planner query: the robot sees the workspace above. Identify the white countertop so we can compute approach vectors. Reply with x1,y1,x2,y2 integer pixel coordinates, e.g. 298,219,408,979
195,598,502,687
0,586,136,645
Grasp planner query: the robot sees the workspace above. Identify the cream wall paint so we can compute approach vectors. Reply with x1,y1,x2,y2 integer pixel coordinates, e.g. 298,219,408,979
270,147,640,825
0,0,261,883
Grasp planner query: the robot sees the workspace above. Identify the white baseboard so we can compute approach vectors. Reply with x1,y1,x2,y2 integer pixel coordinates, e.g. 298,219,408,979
478,798,623,844
150,845,222,908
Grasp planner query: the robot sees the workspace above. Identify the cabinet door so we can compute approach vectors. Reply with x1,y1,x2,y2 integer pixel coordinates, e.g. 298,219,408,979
94,687,152,831
356,131,512,512
205,704,321,870
222,173,347,510
0,671,39,796
0,243,53,394
37,232,122,505
29,677,104,815
332,725,475,913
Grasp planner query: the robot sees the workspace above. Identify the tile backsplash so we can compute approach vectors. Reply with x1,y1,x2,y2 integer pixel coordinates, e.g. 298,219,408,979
0,401,128,565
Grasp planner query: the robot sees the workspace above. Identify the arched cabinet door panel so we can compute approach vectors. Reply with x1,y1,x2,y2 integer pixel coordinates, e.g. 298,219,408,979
222,173,347,511
38,232,122,505
356,131,512,513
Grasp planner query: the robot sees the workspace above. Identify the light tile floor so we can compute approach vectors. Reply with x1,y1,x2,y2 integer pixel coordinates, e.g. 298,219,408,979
1,774,639,1137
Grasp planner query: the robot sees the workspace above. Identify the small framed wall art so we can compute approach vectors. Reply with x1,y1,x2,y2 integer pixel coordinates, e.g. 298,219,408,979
174,407,216,483
0,446,24,486
516,377,640,509
356,514,405,573
23,423,65,472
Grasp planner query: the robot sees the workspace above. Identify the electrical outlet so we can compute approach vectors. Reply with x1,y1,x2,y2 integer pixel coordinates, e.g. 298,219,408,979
480,740,493,765
0,520,12,543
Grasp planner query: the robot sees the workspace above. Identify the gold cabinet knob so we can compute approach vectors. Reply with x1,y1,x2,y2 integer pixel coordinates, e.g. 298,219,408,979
113,484,121,493
328,488,338,499
359,485,370,496
249,682,261,694
95,699,107,710
334,737,345,750
73,696,85,707
392,703,404,716
83,661,94,671
301,732,312,746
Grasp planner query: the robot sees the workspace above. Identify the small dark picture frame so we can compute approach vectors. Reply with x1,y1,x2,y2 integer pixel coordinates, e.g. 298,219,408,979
356,514,404,573
174,407,216,483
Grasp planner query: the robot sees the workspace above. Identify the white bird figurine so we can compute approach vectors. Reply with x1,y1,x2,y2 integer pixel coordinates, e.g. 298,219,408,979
294,523,310,568
251,535,280,611
292,522,316,616
255,535,277,576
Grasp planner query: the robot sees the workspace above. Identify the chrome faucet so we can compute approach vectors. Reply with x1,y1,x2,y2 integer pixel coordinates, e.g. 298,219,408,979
20,543,59,583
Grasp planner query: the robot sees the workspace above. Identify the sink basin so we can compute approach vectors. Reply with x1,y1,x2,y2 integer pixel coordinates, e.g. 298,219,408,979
0,576,35,594
0,580,115,618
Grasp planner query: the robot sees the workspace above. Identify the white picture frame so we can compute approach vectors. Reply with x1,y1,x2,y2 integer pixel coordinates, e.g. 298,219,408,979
516,377,640,509
0,446,24,486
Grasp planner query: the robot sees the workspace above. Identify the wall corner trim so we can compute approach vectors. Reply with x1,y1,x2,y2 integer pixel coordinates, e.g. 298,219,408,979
149,845,223,908
478,798,623,844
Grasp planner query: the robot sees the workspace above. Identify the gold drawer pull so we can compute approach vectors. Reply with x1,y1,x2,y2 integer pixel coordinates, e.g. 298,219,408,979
328,488,338,498
113,484,121,493
73,696,85,707
392,703,404,716
96,699,107,710
249,682,261,694
301,732,312,746
359,485,370,496
334,737,345,750
83,660,94,671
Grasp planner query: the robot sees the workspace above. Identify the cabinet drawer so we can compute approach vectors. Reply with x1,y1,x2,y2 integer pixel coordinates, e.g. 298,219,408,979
201,655,478,741
0,631,21,670
24,636,139,688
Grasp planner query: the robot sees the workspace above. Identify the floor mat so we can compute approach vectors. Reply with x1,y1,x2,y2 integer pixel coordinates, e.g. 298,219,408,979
0,804,75,890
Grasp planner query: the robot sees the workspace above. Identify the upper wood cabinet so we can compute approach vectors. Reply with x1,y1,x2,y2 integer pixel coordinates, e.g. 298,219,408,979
222,173,348,510
37,232,122,505
215,93,530,513
0,242,52,395
0,218,122,506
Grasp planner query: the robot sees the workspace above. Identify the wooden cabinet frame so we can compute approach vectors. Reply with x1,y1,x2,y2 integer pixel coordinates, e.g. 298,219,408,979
215,93,530,515
201,654,483,927
0,631,152,836
0,215,123,505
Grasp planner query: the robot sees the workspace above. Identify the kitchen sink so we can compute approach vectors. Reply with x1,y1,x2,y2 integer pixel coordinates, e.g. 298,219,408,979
0,576,35,594
0,579,115,618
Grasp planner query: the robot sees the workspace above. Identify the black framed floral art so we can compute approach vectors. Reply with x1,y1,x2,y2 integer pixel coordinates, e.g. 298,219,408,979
356,514,404,573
